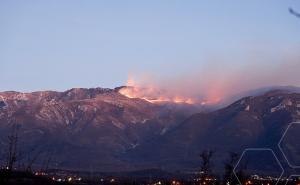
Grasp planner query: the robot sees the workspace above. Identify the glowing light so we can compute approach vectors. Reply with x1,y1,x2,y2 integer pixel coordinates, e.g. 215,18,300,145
68,177,72,182
245,180,253,185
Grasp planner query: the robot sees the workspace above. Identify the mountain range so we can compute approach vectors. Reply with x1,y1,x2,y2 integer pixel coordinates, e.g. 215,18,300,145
0,86,299,174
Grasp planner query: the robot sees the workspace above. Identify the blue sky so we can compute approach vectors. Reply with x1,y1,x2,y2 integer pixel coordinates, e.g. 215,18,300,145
0,0,300,92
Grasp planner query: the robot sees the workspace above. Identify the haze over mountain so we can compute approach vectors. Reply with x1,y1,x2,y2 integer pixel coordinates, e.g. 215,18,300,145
0,86,300,173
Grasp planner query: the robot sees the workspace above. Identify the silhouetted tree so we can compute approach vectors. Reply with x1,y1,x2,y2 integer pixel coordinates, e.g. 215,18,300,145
25,149,42,172
5,122,20,171
40,147,54,173
234,158,249,185
199,150,215,185
223,152,239,185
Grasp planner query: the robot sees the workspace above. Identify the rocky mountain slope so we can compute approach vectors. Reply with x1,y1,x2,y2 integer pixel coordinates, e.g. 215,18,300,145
128,90,300,172
0,87,299,173
0,87,193,171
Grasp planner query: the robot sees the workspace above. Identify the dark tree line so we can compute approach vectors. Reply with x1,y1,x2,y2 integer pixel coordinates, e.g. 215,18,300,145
199,150,248,185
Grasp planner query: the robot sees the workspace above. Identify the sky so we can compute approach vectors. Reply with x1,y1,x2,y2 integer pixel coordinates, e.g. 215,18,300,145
0,0,300,93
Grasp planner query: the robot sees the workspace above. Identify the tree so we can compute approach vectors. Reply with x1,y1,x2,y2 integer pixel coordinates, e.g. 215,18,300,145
5,122,20,171
40,147,54,173
234,158,249,185
223,152,239,185
199,150,215,185
24,148,42,172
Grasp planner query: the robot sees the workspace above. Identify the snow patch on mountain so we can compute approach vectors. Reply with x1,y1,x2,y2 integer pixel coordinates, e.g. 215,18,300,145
245,105,250,111
271,99,293,113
